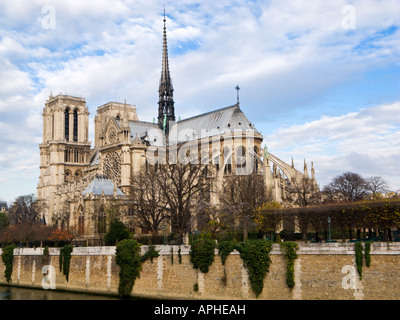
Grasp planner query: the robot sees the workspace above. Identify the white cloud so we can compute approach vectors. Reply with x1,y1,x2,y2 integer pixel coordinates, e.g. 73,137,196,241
264,101,400,190
0,0,399,202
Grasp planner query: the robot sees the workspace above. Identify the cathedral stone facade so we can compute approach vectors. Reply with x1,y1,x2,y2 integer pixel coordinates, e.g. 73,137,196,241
37,16,318,241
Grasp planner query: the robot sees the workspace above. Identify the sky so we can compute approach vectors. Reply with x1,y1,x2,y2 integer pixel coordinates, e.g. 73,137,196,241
0,0,399,204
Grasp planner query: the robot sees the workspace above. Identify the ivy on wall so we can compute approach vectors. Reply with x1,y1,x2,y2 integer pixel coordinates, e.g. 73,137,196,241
1,244,16,283
59,245,73,282
115,239,142,297
355,241,372,280
140,245,160,264
189,236,216,274
217,240,238,287
178,246,182,264
237,239,272,298
365,241,371,267
355,241,363,280
217,241,238,265
280,242,299,288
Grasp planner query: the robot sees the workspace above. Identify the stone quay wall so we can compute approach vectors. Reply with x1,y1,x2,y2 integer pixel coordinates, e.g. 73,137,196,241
1,242,400,300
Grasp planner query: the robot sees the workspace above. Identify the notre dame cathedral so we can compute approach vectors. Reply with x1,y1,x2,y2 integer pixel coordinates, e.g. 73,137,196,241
37,15,318,242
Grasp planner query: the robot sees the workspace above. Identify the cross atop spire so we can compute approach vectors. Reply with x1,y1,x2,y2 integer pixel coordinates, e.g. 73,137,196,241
235,85,240,105
158,8,175,134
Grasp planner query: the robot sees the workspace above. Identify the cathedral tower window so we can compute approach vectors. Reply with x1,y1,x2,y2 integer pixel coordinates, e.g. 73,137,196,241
65,107,70,141
73,109,78,142
52,113,55,140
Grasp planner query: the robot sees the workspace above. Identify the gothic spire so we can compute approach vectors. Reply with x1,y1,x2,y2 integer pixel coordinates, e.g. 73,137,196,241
304,159,309,179
158,9,175,134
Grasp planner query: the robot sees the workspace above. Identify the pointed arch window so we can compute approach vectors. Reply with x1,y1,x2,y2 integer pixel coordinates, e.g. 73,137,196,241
73,109,78,142
236,146,246,169
97,206,106,234
223,147,232,175
64,108,70,140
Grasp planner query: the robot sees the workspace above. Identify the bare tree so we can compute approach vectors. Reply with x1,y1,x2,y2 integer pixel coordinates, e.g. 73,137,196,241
8,194,46,225
2,194,52,246
287,177,321,207
322,172,369,202
128,167,169,235
219,173,270,240
154,160,211,240
366,176,390,198
193,201,228,239
0,211,8,234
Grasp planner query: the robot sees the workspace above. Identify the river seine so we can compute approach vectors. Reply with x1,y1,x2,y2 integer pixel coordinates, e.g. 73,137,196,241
0,285,120,300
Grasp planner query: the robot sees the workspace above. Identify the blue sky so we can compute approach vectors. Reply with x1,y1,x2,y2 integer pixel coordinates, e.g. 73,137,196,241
0,0,399,204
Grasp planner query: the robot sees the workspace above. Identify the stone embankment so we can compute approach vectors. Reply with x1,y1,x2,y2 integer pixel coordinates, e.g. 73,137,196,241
1,243,399,300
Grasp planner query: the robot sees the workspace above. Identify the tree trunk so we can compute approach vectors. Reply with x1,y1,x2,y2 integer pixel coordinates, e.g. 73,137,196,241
302,231,307,243
243,216,248,241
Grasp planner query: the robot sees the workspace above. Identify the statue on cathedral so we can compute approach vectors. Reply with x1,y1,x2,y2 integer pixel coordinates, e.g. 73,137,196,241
264,145,268,160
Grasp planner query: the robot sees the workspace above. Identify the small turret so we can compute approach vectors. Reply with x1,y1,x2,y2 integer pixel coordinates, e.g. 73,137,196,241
311,161,315,181
304,159,309,179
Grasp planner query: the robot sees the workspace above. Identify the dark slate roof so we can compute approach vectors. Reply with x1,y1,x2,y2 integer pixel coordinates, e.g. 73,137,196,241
82,175,124,196
169,104,260,145
128,121,160,144
0,201,8,211
89,150,100,166
124,104,260,146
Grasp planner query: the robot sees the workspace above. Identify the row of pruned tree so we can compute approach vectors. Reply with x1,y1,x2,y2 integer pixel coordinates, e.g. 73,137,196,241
264,199,400,242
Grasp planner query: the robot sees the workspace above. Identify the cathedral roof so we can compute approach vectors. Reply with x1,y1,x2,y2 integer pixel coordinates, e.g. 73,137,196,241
82,175,124,196
125,104,260,146
128,121,159,142
89,150,100,166
170,104,260,144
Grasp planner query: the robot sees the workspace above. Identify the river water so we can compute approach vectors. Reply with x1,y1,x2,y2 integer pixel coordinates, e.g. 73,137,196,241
0,285,120,300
